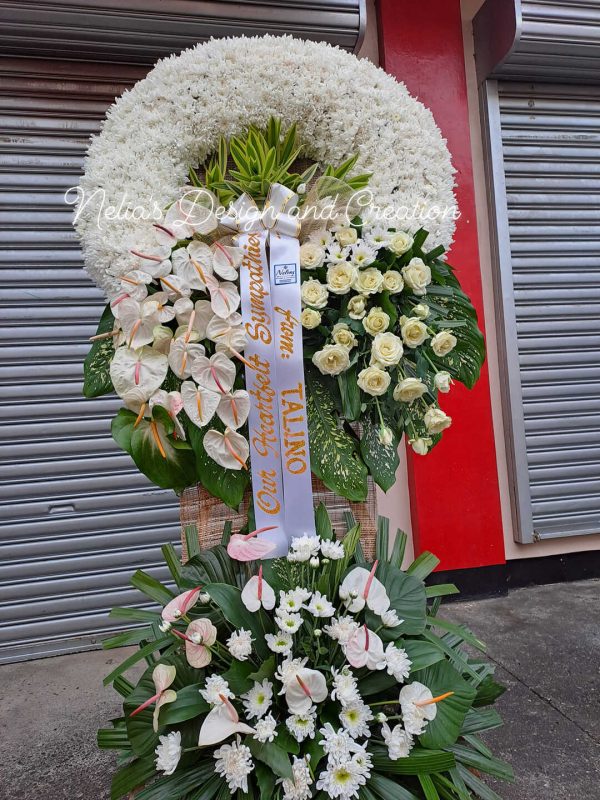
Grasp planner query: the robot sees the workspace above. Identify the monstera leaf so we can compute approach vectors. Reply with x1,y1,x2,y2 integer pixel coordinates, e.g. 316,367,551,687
83,303,116,398
306,366,368,502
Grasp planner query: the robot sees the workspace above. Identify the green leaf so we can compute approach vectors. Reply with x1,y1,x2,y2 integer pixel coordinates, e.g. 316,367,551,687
83,303,116,398
473,674,507,707
159,684,208,725
181,546,237,587
418,775,440,800
135,763,217,800
370,745,455,774
426,616,486,652
130,570,174,605
111,757,156,800
365,561,427,637
461,708,503,735
103,637,172,687
426,583,459,599
98,727,131,750
360,414,400,493
162,543,184,587
188,424,249,509
415,660,477,749
315,503,334,540
112,408,136,455
131,417,196,492
375,517,390,562
222,659,255,694
456,764,505,800
306,366,368,502
204,583,271,658
248,738,293,780
407,552,440,581
402,639,445,672
109,607,161,623
248,656,276,684
338,367,362,421
390,529,408,568
103,627,155,650
254,762,276,800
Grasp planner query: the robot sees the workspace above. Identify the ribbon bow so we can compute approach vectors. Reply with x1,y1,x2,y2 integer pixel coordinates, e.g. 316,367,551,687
221,182,301,239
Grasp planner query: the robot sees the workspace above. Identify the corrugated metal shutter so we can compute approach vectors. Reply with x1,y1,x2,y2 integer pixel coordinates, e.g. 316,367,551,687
0,59,181,663
491,81,600,541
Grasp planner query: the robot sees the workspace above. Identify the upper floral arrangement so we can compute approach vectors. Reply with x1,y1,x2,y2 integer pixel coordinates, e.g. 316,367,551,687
79,117,484,509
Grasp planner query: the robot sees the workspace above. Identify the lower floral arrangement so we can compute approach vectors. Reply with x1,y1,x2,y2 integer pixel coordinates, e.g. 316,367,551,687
100,511,513,800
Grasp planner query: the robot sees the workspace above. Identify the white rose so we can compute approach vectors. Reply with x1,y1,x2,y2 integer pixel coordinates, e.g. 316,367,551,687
412,303,430,319
402,258,431,296
410,437,432,455
363,306,390,336
357,365,391,396
335,227,358,247
378,426,394,446
332,323,357,349
301,279,329,309
312,344,350,376
424,407,452,434
382,270,404,294
301,308,321,329
372,332,403,366
353,267,384,295
388,231,414,255
347,295,367,320
327,262,358,295
400,317,429,348
431,330,457,357
393,377,427,403
300,242,325,269
434,371,452,393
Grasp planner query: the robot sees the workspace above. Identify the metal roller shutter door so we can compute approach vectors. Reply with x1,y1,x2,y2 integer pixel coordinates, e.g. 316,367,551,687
0,60,181,663
494,81,600,541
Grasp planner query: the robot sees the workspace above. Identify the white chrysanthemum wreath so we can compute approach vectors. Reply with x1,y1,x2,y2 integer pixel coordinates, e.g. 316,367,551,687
75,35,456,297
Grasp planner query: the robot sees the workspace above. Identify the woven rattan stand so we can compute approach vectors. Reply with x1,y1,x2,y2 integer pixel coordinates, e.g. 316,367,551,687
180,476,377,560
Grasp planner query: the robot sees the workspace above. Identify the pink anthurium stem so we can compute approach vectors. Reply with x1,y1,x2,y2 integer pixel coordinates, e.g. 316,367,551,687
153,223,175,239
214,240,235,265
134,361,141,385
130,692,161,717
363,560,379,600
229,348,255,369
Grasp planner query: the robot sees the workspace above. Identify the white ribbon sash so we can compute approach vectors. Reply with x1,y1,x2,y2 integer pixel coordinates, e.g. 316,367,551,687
226,184,315,554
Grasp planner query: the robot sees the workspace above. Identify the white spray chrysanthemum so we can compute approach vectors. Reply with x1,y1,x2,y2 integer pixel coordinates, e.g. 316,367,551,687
213,736,254,794
155,730,181,775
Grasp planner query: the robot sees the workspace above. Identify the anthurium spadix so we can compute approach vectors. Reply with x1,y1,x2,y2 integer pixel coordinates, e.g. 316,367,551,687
162,586,202,622
285,668,328,714
159,273,191,302
241,566,276,612
204,428,249,471
110,346,168,402
197,697,255,747
399,682,454,736
207,313,248,354
130,664,177,733
168,338,205,379
181,380,220,427
339,562,390,615
192,352,236,394
227,527,278,561
129,242,172,279
217,390,251,430
344,624,385,670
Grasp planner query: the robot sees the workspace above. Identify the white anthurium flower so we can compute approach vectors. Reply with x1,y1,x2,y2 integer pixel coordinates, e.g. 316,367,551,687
115,297,161,349
150,291,176,324
207,313,247,354
130,664,177,733
152,325,173,355
204,428,249,470
173,297,214,339
339,562,390,615
344,625,385,670
149,390,186,439
153,200,197,245
191,352,236,394
110,346,168,402
285,668,328,715
118,269,152,301
197,698,255,747
211,240,244,281
241,566,276,612
217,390,251,430
128,241,173,279
208,279,241,319
159,272,192,301
171,241,215,291
181,380,220,428
399,682,454,736
168,338,205,380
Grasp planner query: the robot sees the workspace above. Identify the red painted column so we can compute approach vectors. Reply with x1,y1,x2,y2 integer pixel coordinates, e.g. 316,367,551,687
377,0,505,570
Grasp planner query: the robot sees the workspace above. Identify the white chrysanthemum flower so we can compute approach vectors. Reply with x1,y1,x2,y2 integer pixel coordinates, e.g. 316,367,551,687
253,713,277,743
325,245,351,264
320,539,345,560
276,610,304,634
380,609,403,628
350,242,377,268
319,723,363,762
279,587,311,612
316,756,369,800
265,631,294,655
288,535,321,562
275,657,308,691
362,227,391,250
241,679,273,720
277,756,313,800
200,674,234,706
323,616,360,646
339,702,374,739
213,736,254,794
381,723,414,759
227,629,253,661
308,229,334,249
155,730,181,775
384,643,412,683
286,706,317,742
330,667,361,707
307,591,335,618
